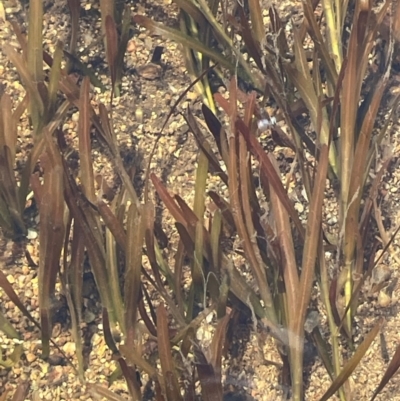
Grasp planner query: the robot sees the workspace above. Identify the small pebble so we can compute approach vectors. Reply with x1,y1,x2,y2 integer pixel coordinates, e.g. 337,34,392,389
47,354,65,366
26,352,37,363
71,112,79,122
372,264,391,285
26,244,35,256
83,310,96,324
13,367,22,376
62,342,76,357
127,39,136,53
18,275,26,286
295,202,304,213
27,229,38,240
378,290,391,307
91,333,102,347
52,323,62,338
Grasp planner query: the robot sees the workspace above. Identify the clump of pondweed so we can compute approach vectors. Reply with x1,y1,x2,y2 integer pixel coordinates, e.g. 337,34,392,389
2,0,400,400
0,91,27,239
135,0,400,399
1,2,233,400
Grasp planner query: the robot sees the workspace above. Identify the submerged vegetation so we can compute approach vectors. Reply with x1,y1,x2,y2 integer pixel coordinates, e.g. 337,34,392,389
1,0,400,400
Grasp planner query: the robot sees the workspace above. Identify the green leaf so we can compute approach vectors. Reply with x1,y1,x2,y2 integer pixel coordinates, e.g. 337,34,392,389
320,319,383,401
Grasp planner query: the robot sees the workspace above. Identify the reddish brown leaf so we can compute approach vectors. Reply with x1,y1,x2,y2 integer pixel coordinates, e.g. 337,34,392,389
175,195,199,227
371,342,400,401
105,15,118,88
209,313,230,372
96,200,127,250
201,104,227,162
78,76,95,202
63,161,114,322
238,7,264,72
329,277,342,329
195,351,223,401
157,303,183,401
87,384,130,401
151,174,186,226
66,0,80,55
208,191,236,233
185,108,228,185
37,134,66,358
235,118,305,239
138,295,157,337
10,382,29,401
124,202,144,347
0,271,39,329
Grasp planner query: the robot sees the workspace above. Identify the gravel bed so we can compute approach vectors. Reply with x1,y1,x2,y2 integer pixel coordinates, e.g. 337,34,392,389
1,0,400,400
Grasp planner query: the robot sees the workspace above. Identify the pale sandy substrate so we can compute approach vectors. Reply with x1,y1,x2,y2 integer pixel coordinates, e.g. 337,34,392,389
1,0,400,400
